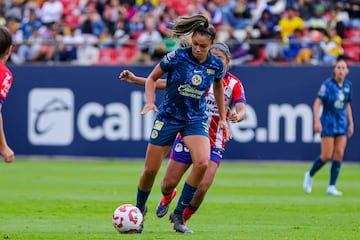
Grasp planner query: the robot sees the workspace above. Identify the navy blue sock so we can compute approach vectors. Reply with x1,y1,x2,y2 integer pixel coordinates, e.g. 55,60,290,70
174,182,197,214
309,156,325,177
330,161,342,186
187,204,198,212
136,186,150,213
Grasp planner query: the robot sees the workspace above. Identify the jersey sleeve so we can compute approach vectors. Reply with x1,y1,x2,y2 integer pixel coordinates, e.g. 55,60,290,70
214,59,224,82
232,79,246,104
159,49,180,72
317,81,328,101
0,69,13,104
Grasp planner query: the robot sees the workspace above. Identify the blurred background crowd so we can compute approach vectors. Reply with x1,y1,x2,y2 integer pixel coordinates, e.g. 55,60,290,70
1,0,360,65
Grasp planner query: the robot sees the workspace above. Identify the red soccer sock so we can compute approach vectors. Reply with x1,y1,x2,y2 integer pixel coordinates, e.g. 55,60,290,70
183,207,196,223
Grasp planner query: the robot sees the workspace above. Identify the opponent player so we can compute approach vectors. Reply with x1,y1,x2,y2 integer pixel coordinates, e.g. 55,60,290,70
0,26,15,163
120,42,246,232
303,59,354,196
132,15,229,233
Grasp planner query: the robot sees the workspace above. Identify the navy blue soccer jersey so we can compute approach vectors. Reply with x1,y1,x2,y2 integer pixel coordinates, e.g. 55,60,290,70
158,47,224,123
318,78,352,136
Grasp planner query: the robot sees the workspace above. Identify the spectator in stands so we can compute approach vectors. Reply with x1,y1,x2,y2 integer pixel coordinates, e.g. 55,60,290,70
298,0,315,22
132,15,163,64
344,0,360,28
17,10,42,40
307,4,327,36
57,28,84,62
295,30,322,65
205,0,223,29
40,0,64,25
326,7,345,39
319,27,342,65
264,27,286,63
78,6,106,44
283,28,305,62
5,0,23,22
112,6,131,48
11,26,43,64
278,6,305,40
254,8,279,39
102,0,121,36
224,0,253,30
136,0,155,16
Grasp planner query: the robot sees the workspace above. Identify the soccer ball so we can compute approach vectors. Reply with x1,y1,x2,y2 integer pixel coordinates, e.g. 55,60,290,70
112,204,143,233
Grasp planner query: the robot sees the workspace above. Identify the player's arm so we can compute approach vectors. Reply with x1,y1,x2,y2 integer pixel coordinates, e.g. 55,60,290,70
141,64,165,114
228,102,246,123
0,103,14,163
346,102,354,138
313,97,322,133
213,80,230,140
119,70,167,90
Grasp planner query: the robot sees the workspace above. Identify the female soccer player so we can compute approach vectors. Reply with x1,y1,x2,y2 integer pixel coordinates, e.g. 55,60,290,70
303,59,354,196
133,15,229,233
0,26,15,163
120,42,246,233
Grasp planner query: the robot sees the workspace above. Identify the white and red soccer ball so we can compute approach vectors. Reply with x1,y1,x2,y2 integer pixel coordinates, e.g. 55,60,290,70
112,204,143,233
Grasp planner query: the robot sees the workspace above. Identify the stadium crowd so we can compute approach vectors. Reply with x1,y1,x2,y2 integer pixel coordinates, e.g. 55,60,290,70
1,0,360,65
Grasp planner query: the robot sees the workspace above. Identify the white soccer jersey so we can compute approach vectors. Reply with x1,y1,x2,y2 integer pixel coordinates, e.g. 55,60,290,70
205,72,246,149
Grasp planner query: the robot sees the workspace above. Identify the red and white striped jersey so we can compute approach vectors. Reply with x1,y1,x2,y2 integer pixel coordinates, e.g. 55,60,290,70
0,61,13,104
206,72,246,149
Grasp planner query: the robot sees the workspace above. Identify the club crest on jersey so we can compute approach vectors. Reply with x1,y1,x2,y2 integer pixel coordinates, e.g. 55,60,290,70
338,91,344,101
192,75,202,86
151,130,158,139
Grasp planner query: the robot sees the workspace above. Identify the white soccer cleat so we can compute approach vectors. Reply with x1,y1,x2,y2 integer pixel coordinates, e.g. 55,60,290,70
303,171,313,193
326,186,343,196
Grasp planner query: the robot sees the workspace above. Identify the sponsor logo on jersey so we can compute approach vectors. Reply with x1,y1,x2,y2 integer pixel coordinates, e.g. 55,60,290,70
207,69,215,75
28,88,74,145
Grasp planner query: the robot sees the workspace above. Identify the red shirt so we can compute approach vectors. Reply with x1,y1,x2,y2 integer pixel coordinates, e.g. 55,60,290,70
0,61,13,104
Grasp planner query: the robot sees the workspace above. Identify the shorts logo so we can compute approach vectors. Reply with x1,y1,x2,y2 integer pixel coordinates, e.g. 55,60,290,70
28,88,74,145
153,120,164,131
174,143,183,152
151,130,158,139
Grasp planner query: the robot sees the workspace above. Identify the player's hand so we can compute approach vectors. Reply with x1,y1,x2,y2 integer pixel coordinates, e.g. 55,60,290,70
141,102,158,114
219,119,231,141
228,111,240,123
1,146,14,163
314,122,322,133
119,70,136,83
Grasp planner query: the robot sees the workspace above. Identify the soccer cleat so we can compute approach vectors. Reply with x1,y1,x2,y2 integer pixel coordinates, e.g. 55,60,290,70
326,186,343,196
156,189,177,218
136,206,147,233
303,171,313,193
169,212,193,233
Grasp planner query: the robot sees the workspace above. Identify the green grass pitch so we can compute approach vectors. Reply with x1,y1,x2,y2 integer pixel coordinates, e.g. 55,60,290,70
1,159,359,240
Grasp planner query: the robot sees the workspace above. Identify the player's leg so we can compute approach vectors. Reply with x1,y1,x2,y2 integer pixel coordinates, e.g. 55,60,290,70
137,144,170,212
327,135,347,196
169,134,209,233
184,147,222,222
184,160,219,223
304,136,334,193
157,149,191,218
